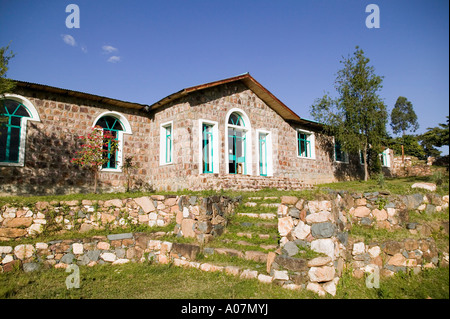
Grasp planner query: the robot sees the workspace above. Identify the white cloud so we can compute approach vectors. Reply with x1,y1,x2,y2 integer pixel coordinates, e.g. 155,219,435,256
107,56,121,63
62,34,76,47
102,45,118,54
81,45,88,53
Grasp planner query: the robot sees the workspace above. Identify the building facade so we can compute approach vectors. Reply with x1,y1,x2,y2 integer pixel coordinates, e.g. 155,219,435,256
0,74,391,195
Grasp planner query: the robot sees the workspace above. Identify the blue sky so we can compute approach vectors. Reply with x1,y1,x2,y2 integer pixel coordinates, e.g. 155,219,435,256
1,0,448,154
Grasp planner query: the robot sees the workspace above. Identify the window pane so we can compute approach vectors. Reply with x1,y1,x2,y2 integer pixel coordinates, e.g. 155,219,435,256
202,124,213,173
298,132,310,157
165,125,172,163
102,130,117,168
0,126,7,162
96,116,123,131
228,128,236,174
8,127,20,162
228,112,244,126
259,133,267,176
10,116,21,126
13,105,30,117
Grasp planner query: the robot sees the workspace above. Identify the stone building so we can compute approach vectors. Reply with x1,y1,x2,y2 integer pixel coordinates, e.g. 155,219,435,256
0,73,392,195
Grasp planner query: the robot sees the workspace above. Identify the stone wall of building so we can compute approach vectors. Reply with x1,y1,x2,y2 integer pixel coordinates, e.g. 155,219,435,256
0,87,152,195
148,82,364,192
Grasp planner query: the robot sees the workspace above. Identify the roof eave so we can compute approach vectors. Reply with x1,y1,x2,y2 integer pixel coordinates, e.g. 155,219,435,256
14,80,150,111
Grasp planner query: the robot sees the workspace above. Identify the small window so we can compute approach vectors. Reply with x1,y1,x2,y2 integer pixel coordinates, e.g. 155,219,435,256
334,140,348,163
380,148,391,167
297,130,315,159
160,122,173,165
202,123,214,173
359,150,365,165
259,132,268,176
95,115,123,169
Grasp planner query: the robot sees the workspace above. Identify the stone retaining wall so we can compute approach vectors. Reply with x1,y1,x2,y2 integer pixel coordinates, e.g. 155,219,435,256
1,191,448,297
0,195,239,241
274,192,449,295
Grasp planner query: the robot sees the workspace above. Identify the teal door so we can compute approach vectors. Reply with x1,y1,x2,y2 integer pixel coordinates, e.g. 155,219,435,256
228,128,246,174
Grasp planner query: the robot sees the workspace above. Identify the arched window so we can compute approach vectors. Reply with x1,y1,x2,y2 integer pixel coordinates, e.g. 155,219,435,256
93,111,132,172
225,109,252,175
0,94,40,166
228,112,245,126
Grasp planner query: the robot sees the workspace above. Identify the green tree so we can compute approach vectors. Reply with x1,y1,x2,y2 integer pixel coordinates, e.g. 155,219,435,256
419,116,449,157
390,96,419,136
389,134,426,159
390,96,419,161
310,46,388,181
0,44,16,131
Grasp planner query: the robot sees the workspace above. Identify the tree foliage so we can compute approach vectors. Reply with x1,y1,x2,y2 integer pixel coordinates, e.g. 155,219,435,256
390,96,419,136
310,46,388,180
1,44,16,130
389,134,426,159
419,116,449,157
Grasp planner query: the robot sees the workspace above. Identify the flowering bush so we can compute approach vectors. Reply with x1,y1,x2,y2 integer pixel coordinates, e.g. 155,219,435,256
71,126,119,193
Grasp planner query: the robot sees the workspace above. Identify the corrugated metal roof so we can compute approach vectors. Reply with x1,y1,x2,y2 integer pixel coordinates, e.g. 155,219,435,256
14,80,150,110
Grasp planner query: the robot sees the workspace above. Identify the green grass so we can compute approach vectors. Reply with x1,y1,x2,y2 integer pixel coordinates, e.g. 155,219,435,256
335,267,449,299
317,174,449,196
0,262,313,299
0,175,448,299
1,261,448,299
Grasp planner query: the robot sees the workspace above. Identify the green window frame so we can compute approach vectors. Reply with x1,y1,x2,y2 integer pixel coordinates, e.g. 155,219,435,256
297,132,311,158
228,128,246,174
202,123,213,173
259,132,268,176
0,100,31,163
380,149,390,167
228,112,245,126
95,116,123,169
334,141,348,163
164,124,172,164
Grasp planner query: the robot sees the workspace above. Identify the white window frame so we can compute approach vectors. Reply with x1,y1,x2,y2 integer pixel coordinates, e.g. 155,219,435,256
0,94,41,167
380,148,391,167
198,119,219,174
256,129,273,177
160,120,173,166
224,108,252,175
92,111,132,173
296,129,316,160
334,138,349,164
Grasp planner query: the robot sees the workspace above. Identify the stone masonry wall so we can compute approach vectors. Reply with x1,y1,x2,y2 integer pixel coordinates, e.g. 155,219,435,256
0,192,448,297
0,87,152,196
392,156,432,177
274,192,449,296
0,194,240,242
148,82,364,192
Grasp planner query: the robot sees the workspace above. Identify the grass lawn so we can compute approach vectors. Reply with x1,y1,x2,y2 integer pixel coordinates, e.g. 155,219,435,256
0,262,448,299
